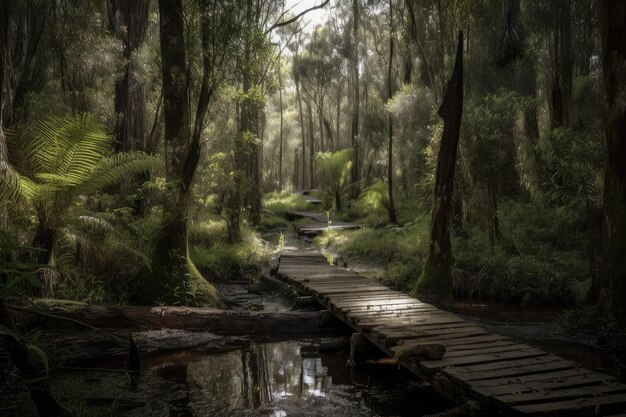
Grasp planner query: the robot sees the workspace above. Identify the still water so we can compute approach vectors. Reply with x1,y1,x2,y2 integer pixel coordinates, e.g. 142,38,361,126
149,340,450,417
51,339,451,417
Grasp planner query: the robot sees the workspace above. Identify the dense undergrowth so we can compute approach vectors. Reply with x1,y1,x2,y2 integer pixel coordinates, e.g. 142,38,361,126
316,198,595,307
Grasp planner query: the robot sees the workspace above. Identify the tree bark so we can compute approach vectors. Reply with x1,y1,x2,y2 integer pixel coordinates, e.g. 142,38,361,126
139,0,217,305
387,0,397,225
597,1,626,324
278,52,284,190
350,0,361,197
307,99,315,188
11,0,51,123
108,0,150,153
296,78,307,189
414,32,463,306
550,0,573,129
9,304,338,335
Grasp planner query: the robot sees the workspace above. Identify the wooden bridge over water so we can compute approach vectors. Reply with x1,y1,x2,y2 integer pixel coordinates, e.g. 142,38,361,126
275,248,626,416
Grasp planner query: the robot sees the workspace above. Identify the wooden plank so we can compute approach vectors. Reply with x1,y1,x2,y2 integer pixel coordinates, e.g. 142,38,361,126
469,368,600,389
445,340,519,353
332,298,423,308
443,343,534,358
512,393,626,416
474,372,617,397
496,383,626,406
446,356,575,383
420,348,548,371
391,334,511,351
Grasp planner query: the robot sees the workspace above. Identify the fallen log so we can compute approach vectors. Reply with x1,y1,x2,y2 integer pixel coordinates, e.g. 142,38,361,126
8,304,342,335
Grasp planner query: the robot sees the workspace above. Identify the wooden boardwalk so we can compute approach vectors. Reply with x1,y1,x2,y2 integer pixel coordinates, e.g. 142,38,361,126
284,211,363,237
276,249,626,416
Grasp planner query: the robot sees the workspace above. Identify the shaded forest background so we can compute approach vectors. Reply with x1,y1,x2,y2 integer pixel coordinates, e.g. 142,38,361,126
0,0,623,333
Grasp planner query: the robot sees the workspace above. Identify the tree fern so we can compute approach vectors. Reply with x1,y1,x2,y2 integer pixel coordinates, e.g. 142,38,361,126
84,152,162,193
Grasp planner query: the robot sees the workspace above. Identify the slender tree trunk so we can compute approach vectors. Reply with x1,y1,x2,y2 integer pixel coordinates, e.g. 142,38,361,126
139,0,217,305
387,0,397,225
11,0,51,123
307,99,315,188
278,53,284,190
597,1,626,324
487,180,500,249
296,79,307,189
414,32,464,306
108,0,150,153
550,0,573,129
335,80,342,150
350,0,361,197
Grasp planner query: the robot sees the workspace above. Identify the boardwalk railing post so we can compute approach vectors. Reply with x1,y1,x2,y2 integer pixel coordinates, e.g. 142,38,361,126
349,333,385,366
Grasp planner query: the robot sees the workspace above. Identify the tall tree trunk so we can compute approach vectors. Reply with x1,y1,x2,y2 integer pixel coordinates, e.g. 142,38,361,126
139,0,217,305
414,32,463,306
550,0,573,129
296,79,307,189
387,0,397,224
278,53,284,190
350,0,361,197
335,80,342,150
11,0,51,124
307,99,315,188
597,1,626,324
108,0,150,152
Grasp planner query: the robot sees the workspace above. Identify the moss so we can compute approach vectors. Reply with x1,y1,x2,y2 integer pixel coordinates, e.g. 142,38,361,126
186,257,221,307
31,298,89,312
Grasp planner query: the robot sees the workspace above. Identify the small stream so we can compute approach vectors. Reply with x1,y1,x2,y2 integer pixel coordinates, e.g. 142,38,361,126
49,337,451,417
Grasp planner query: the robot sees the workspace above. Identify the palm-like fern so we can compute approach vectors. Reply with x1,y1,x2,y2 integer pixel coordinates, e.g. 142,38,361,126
315,149,353,211
2,113,161,259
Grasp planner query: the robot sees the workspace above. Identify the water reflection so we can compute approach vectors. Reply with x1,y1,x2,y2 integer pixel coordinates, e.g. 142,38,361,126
182,342,331,415
146,339,450,417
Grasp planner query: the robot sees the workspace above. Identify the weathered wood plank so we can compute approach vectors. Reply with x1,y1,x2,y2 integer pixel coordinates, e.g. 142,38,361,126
420,348,548,371
474,372,617,397
276,247,624,416
512,393,626,416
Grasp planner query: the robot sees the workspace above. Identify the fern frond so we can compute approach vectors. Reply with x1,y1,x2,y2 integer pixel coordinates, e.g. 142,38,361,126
84,152,162,192
27,114,111,186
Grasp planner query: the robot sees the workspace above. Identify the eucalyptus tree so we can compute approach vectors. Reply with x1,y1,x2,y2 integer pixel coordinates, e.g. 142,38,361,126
108,0,150,153
414,32,464,305
11,0,51,123
142,0,242,304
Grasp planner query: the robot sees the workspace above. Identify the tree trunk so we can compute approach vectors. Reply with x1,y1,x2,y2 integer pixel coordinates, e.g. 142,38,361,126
11,0,51,124
550,0,573,129
278,53,284,190
487,180,500,249
296,79,307,189
108,0,150,153
414,32,463,306
350,0,361,197
387,0,397,225
139,0,218,306
307,99,315,188
597,1,626,324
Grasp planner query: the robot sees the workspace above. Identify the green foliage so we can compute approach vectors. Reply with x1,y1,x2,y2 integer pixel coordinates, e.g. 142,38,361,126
535,127,603,209
190,219,269,282
315,218,430,292
0,230,49,374
51,211,161,303
3,114,159,253
461,90,530,187
315,149,353,210
262,191,311,215
359,180,392,219
453,201,592,306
